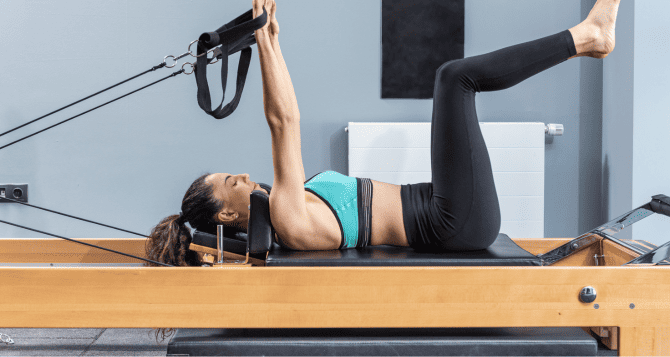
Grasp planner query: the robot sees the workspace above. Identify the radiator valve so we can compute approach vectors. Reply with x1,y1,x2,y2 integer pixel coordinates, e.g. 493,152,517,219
545,123,564,136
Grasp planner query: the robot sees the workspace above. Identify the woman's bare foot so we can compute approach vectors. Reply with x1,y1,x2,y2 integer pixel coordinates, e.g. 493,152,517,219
569,0,620,59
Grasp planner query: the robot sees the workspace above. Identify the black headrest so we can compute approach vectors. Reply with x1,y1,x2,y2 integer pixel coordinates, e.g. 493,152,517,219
247,189,274,255
258,182,272,195
189,184,274,257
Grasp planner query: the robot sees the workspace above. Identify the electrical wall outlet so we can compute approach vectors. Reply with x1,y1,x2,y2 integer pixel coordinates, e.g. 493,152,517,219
0,184,28,203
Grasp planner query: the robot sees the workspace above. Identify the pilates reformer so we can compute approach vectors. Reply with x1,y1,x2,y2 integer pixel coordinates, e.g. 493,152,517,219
1,190,669,356
1,6,670,357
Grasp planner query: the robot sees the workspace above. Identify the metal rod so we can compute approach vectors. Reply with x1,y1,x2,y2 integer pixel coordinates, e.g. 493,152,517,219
216,225,225,264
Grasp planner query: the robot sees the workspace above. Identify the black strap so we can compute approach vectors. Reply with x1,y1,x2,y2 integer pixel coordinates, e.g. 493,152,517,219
194,7,267,119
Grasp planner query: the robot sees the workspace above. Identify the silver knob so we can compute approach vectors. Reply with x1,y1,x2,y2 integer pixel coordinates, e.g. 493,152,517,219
579,286,597,303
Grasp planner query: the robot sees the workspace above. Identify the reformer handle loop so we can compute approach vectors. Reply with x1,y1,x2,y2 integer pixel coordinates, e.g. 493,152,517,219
181,48,224,76
194,7,267,119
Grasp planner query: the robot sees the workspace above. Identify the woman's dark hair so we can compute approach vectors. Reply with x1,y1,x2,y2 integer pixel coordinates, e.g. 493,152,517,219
145,173,224,343
144,173,224,268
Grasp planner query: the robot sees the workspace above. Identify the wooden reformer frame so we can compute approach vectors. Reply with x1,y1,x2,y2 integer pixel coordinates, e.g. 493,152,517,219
1,234,669,356
2,195,670,356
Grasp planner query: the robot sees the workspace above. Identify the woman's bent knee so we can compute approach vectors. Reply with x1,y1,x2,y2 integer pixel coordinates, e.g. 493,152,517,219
435,59,476,91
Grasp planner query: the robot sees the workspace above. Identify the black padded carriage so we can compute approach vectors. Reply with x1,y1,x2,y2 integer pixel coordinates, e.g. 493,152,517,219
178,190,606,356
266,232,540,266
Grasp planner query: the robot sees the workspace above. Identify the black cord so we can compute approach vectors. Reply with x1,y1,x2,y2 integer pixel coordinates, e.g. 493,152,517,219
0,63,166,139
0,219,173,267
0,69,184,152
0,196,147,237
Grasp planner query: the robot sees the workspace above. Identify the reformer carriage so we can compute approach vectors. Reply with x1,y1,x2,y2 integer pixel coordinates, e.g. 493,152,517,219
2,192,669,356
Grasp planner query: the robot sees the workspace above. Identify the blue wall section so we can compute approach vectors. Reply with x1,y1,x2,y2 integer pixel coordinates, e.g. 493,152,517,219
0,0,610,240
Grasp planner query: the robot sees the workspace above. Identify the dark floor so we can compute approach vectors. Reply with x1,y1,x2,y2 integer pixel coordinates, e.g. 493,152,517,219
0,328,619,356
0,329,170,356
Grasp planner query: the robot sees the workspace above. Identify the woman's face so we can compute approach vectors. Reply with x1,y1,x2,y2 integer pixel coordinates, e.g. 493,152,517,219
205,173,264,227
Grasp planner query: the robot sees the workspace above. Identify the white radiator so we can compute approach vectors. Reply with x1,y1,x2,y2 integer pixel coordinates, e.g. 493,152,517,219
348,122,561,239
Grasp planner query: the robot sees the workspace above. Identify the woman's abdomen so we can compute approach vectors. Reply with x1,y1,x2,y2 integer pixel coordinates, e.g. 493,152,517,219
370,180,408,247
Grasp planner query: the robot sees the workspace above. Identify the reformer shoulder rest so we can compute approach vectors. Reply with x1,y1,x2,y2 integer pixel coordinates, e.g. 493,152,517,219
191,189,274,262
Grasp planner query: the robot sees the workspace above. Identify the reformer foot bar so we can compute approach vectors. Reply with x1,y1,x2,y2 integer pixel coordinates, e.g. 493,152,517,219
1,193,669,356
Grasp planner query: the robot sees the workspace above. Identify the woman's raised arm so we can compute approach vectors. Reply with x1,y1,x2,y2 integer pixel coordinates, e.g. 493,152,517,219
253,0,303,182
253,0,311,245
264,1,305,183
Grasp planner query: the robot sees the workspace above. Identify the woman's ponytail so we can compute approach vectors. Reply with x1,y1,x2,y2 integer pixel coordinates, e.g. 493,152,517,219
144,214,200,267
145,173,223,268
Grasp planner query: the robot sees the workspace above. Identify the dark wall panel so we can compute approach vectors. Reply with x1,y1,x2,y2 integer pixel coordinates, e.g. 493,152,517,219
382,0,464,99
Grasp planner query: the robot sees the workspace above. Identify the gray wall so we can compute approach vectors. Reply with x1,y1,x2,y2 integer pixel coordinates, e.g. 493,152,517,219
602,0,634,241
631,0,670,243
0,0,607,240
601,0,670,245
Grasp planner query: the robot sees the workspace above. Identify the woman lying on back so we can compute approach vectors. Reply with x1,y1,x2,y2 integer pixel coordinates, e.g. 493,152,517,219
145,0,619,266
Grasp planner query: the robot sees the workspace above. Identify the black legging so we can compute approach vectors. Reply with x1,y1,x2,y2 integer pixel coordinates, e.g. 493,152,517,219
400,29,577,251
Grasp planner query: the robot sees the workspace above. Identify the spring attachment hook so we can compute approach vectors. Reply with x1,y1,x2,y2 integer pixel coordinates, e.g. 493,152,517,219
188,39,213,58
181,48,222,75
163,52,190,68
181,62,195,75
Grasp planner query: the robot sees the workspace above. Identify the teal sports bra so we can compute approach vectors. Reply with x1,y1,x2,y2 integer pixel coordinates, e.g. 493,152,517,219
275,171,373,250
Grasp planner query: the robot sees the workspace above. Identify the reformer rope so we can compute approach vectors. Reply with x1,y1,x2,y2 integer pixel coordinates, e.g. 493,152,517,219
0,7,268,267
0,196,147,237
0,68,185,151
0,63,166,139
0,219,172,267
0,7,267,149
